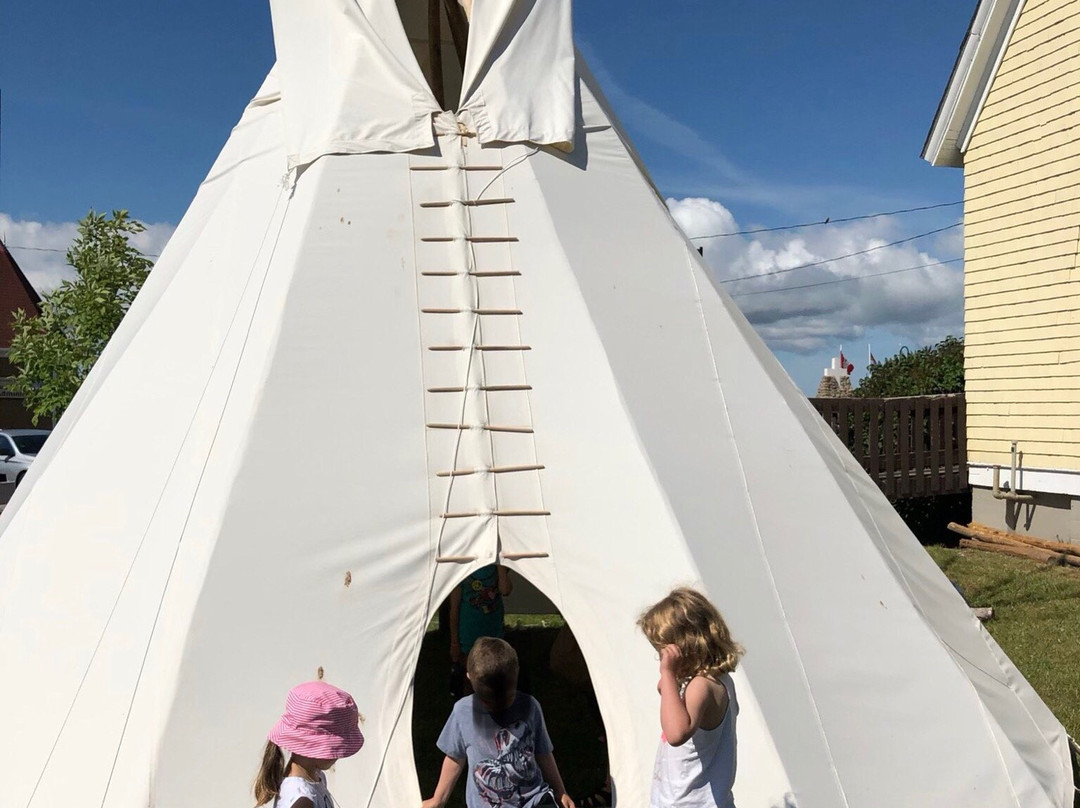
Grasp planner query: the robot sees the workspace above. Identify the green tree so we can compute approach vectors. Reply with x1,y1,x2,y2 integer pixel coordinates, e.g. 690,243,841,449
855,336,964,398
9,210,153,424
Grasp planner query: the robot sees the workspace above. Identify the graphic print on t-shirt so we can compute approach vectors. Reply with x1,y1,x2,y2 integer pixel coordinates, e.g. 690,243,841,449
473,721,545,808
466,569,500,615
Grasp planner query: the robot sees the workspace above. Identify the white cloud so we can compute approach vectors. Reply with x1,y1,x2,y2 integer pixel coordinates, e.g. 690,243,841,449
0,214,175,294
668,197,964,354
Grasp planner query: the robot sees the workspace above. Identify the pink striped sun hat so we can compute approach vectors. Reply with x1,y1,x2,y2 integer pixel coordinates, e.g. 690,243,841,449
269,681,365,759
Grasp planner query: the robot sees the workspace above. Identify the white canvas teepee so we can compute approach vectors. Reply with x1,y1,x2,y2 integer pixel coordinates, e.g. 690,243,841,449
0,2,1073,807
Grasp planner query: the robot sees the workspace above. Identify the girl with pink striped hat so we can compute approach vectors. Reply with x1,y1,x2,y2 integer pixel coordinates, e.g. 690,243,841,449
254,681,366,807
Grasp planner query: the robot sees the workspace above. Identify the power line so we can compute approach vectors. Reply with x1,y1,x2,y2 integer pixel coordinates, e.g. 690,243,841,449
688,200,963,240
4,244,66,254
3,242,161,258
4,199,964,258
719,222,961,285
729,257,963,298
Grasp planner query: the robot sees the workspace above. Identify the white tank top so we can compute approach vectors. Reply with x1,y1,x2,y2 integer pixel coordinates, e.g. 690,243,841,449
275,772,334,808
650,674,738,808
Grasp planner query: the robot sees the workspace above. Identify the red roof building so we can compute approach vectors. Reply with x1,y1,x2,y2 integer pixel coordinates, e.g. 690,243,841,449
0,241,44,426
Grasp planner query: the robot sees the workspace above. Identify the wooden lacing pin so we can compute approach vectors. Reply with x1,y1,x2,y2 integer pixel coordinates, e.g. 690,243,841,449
419,308,522,316
317,666,325,680
424,385,532,393
461,197,515,207
501,552,550,560
466,236,519,244
440,510,550,518
344,571,352,587
419,270,522,277
436,555,479,563
419,199,515,208
407,165,502,172
426,423,534,434
436,464,545,478
427,344,531,352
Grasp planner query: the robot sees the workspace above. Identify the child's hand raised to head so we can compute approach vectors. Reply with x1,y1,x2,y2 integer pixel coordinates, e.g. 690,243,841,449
659,644,682,677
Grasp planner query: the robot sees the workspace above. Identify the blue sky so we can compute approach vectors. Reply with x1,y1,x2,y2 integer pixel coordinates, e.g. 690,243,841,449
0,1,973,393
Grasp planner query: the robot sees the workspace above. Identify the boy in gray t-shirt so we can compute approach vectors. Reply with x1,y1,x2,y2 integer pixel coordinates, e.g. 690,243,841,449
422,638,575,808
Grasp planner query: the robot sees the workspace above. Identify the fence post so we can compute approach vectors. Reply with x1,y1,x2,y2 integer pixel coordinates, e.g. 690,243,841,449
929,397,942,495
868,403,881,489
884,399,899,499
957,395,967,490
853,400,866,470
943,398,955,493
899,398,913,497
913,397,927,497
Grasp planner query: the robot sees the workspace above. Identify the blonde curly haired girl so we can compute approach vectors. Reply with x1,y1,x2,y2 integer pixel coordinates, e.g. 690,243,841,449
639,588,743,808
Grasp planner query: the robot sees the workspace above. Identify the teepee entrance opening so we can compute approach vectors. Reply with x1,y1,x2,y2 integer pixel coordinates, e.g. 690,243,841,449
396,0,469,110
412,573,610,807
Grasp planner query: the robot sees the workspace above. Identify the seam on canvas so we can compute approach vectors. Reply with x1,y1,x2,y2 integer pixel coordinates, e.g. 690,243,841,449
501,146,556,562
810,397,1038,805
683,248,852,808
406,152,439,609
369,141,485,808
22,186,290,808
94,189,293,808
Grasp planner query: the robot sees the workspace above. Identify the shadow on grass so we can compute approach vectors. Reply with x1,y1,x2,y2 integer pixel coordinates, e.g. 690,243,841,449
412,625,610,807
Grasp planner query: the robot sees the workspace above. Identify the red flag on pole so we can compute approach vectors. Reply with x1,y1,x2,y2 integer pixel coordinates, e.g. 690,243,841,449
840,349,854,375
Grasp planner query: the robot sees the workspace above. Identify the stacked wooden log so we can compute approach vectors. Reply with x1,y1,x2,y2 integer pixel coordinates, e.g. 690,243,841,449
947,522,1080,568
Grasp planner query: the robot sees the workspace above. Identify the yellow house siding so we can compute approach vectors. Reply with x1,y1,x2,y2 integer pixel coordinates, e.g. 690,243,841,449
963,0,1080,473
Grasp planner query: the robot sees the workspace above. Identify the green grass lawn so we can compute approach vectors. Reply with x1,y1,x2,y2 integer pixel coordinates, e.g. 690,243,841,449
927,544,1080,740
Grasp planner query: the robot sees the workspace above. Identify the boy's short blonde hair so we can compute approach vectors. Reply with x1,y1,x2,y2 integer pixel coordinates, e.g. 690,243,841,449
467,637,519,710
638,587,744,680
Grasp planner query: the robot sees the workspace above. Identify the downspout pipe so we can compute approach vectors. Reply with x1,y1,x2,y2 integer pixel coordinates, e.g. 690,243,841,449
992,441,1035,502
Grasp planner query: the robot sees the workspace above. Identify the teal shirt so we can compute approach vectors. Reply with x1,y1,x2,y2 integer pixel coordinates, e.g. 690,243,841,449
458,565,505,653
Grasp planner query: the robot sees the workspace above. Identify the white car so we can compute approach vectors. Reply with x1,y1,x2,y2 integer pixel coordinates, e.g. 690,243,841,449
0,429,51,487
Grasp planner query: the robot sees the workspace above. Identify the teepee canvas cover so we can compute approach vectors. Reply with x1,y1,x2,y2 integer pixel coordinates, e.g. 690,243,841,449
0,2,1073,806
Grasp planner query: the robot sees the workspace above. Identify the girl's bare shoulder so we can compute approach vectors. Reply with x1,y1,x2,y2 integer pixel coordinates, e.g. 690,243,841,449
687,674,729,730
688,673,729,708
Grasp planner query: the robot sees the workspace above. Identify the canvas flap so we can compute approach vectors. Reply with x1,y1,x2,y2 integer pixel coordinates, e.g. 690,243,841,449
459,0,577,150
269,0,578,168
269,0,442,168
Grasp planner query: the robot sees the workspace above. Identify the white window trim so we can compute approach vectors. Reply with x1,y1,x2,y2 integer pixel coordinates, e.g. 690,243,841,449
968,463,1080,497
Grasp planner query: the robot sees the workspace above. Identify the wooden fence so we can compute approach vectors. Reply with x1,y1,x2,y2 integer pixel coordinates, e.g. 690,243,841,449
810,395,967,499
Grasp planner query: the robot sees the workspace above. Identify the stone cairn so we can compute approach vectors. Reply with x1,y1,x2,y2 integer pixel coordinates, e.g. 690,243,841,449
817,357,853,398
